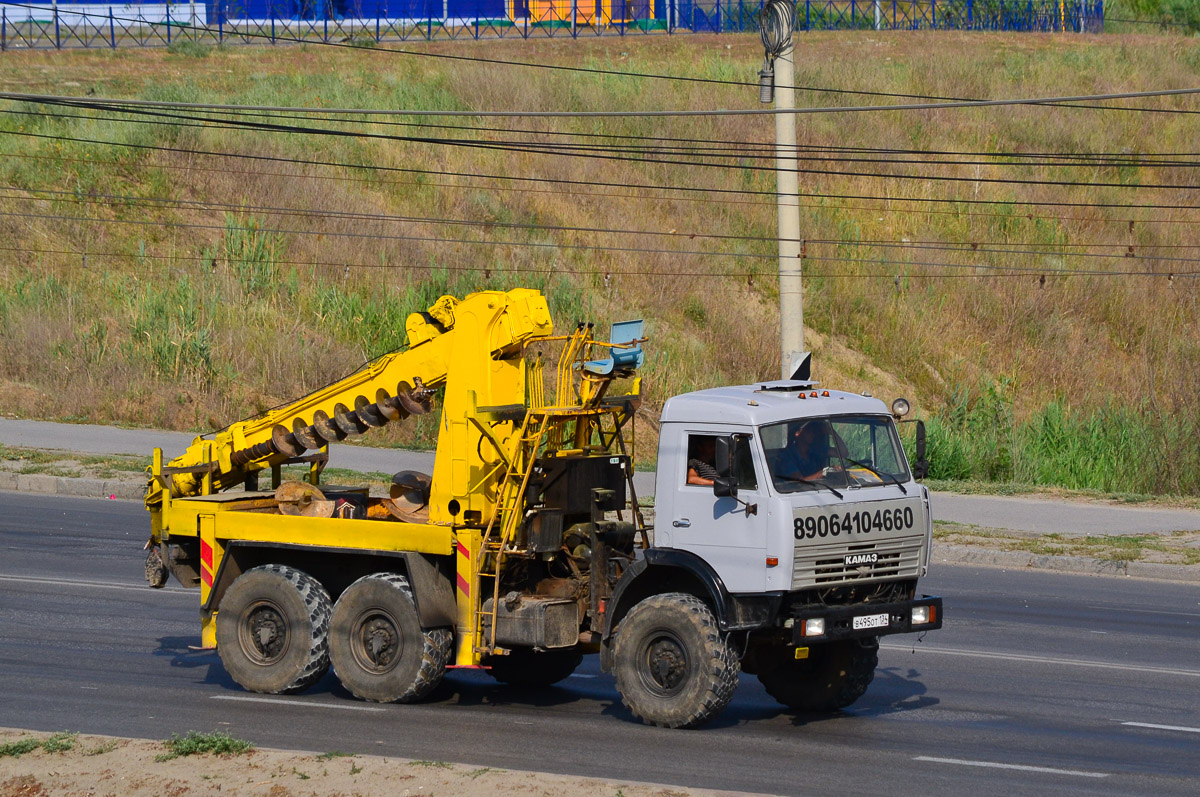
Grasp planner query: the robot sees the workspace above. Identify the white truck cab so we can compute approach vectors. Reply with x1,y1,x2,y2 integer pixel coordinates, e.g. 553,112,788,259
655,380,933,595
600,377,941,727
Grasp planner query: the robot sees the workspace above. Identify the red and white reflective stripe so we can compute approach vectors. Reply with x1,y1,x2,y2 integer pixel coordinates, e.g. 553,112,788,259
200,538,214,587
455,540,470,597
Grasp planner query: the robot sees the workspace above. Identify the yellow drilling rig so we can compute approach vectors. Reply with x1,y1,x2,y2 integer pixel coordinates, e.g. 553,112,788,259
146,287,941,728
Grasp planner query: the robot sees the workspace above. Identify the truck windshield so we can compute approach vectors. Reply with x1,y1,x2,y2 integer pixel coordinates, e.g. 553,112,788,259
761,415,910,494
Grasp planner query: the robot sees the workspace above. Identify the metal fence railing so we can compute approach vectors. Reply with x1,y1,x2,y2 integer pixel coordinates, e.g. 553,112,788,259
0,1,1106,50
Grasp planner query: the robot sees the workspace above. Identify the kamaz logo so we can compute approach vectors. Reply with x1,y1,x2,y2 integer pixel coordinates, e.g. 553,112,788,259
844,553,878,566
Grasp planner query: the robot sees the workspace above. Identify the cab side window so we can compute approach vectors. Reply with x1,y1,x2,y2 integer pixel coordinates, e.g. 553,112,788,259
685,435,720,486
685,433,759,491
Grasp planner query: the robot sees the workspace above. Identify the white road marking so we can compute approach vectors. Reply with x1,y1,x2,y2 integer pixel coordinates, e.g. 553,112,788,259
211,695,385,712
1122,721,1200,734
0,573,190,595
1086,605,1200,619
881,643,1200,678
914,756,1108,779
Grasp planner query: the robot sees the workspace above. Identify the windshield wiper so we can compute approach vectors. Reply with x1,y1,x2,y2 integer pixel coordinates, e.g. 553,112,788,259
842,458,907,494
776,477,844,500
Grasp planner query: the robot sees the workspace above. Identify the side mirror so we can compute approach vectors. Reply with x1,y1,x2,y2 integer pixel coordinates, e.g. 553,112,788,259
914,420,930,480
713,476,739,499
714,435,733,478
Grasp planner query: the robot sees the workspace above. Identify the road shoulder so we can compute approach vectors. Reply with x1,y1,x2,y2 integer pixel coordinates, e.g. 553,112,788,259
0,728,752,797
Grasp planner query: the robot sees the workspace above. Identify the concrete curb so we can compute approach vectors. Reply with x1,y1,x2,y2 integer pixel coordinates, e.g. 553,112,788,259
934,543,1198,584
0,472,145,500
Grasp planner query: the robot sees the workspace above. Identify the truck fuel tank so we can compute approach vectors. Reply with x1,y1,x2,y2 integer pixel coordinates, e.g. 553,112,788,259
482,593,579,651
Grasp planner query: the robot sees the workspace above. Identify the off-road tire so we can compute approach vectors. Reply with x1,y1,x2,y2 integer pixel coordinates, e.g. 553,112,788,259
756,637,879,712
613,593,740,729
486,647,583,688
329,573,452,703
216,564,332,695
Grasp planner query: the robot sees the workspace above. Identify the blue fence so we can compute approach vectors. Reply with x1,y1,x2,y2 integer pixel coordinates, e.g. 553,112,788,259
0,1,1105,49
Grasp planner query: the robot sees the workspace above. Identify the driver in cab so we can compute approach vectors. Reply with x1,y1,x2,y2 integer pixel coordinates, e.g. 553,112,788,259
776,421,838,482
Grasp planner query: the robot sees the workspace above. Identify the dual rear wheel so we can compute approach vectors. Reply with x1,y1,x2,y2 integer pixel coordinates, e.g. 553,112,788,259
216,566,450,703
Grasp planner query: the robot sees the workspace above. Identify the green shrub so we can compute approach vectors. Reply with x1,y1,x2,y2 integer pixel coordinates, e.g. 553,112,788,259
157,731,254,761
0,738,41,758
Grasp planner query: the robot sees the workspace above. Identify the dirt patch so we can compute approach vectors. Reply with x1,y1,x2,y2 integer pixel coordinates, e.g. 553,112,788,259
0,729,750,797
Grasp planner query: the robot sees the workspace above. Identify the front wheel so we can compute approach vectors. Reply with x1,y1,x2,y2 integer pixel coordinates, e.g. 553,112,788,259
756,637,879,712
215,564,332,695
328,573,451,703
613,593,740,729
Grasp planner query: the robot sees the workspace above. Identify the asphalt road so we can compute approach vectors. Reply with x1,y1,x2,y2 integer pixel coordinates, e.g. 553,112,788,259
2,492,1198,795
6,418,1200,535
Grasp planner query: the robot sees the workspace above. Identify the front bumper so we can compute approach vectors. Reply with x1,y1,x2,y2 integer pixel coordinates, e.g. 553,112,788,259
791,595,943,644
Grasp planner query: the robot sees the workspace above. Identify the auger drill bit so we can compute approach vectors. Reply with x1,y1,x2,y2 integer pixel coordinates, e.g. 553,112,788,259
227,375,434,468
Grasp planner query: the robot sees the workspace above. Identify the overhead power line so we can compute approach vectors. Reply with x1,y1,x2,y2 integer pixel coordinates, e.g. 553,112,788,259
6,107,1200,193
12,98,1200,170
6,200,1197,263
6,244,1195,281
13,101,1200,174
6,131,1200,221
9,176,1200,232
0,205,791,248
5,85,1200,119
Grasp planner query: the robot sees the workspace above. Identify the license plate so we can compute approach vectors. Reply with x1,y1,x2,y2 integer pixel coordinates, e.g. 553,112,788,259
853,613,889,630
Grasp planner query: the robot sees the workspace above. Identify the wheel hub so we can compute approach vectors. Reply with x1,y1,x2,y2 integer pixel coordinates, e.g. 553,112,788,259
241,602,288,664
353,611,402,674
641,633,689,696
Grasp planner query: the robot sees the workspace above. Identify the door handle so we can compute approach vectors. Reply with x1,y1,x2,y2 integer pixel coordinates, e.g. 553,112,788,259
672,518,691,528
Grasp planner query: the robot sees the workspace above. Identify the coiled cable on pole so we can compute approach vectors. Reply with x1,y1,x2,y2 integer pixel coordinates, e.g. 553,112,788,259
757,1,797,103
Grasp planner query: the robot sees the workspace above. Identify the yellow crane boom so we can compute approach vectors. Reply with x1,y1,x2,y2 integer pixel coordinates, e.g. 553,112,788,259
146,288,554,531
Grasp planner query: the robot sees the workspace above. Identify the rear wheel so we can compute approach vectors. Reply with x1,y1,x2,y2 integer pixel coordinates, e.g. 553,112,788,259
487,648,583,688
756,638,879,712
613,593,739,729
216,564,332,695
329,573,451,703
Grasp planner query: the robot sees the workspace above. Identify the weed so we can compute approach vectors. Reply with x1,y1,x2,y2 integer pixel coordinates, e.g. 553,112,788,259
166,40,212,58
292,768,310,780
156,731,254,761
41,732,77,753
466,768,491,779
409,760,451,768
350,761,362,775
315,751,353,761
0,739,41,758
83,740,120,756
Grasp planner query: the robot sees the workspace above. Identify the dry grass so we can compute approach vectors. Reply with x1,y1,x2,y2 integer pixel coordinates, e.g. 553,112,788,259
0,32,1198,488
935,522,1200,566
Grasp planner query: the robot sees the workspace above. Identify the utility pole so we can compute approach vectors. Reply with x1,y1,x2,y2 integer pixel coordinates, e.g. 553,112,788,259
758,1,804,379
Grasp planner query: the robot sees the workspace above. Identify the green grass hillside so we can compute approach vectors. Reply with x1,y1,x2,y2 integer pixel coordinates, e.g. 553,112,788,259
1,31,1198,494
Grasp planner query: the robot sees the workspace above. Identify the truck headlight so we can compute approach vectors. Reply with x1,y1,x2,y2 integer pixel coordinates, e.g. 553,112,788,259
802,618,825,637
891,397,911,418
911,605,934,625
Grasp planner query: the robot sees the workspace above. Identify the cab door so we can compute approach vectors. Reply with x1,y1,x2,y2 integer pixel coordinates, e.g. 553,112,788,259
669,430,768,593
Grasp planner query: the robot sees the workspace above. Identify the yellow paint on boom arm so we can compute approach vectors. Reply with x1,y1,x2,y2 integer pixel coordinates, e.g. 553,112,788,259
145,289,554,529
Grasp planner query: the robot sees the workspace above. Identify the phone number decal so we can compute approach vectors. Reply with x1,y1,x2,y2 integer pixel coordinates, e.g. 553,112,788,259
793,505,916,540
